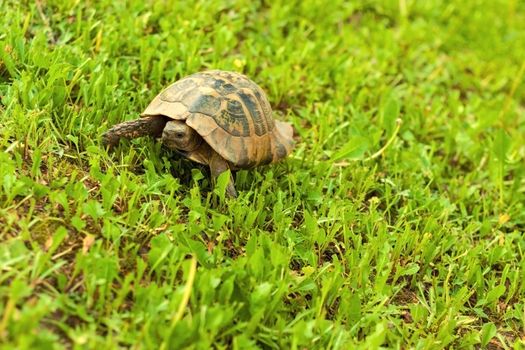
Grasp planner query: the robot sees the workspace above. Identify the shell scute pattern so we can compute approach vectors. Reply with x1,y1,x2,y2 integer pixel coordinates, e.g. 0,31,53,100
188,93,222,117
181,71,273,138
212,78,238,96
141,70,294,168
253,88,274,129
160,78,197,103
214,99,251,137
237,91,266,136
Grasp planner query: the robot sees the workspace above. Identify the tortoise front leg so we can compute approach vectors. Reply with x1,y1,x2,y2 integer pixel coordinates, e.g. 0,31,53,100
102,116,167,149
209,150,237,198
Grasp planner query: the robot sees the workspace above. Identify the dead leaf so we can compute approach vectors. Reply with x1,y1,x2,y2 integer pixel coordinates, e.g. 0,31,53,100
44,236,53,251
82,234,95,254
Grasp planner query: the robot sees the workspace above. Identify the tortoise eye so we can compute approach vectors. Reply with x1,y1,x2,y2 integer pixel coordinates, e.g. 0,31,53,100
175,132,185,138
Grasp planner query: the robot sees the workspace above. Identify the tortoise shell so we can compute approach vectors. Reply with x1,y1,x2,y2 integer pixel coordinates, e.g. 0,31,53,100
141,70,294,168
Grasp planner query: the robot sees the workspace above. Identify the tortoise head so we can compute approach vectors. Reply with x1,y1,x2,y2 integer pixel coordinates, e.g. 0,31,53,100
162,120,202,152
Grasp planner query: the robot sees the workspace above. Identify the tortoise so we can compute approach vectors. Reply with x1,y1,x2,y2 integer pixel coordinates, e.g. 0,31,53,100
102,70,294,197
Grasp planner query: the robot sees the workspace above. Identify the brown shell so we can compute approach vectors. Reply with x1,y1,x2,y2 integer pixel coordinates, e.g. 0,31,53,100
141,70,294,168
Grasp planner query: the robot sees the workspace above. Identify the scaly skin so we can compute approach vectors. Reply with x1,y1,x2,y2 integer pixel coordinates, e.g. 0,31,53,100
103,116,238,197
102,116,167,148
209,149,238,198
183,141,238,198
102,71,295,198
142,70,295,168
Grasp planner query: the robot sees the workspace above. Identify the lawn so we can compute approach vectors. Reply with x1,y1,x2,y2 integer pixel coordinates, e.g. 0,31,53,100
1,0,525,348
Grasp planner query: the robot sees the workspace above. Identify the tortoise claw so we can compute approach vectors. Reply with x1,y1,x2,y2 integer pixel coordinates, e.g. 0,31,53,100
226,181,238,198
209,150,237,199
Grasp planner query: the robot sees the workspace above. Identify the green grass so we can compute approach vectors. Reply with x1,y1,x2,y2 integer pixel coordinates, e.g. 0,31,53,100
1,0,525,348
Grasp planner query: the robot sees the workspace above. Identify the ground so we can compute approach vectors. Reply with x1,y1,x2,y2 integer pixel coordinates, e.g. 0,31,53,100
1,0,525,349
